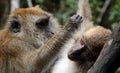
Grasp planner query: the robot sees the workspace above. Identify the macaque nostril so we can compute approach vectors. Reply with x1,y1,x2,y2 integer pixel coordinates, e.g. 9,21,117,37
68,48,81,61
68,44,87,61
50,32,54,35
68,53,76,61
80,16,82,20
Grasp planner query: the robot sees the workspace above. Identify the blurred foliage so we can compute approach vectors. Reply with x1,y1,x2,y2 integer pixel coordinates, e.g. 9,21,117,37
0,0,120,26
20,0,28,8
33,0,120,28
110,0,120,23
90,0,103,24
33,0,77,25
116,68,120,73
110,0,120,29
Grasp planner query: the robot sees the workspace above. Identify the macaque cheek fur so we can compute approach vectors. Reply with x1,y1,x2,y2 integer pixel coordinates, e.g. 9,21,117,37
6,6,61,48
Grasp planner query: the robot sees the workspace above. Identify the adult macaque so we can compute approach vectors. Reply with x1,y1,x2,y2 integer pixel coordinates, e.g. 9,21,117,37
0,6,82,73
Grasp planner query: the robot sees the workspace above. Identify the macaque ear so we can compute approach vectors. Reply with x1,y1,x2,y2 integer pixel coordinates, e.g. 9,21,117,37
34,5,43,10
34,5,40,9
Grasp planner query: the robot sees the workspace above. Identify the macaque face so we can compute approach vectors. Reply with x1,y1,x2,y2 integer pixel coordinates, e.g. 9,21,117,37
68,39,96,62
5,7,60,49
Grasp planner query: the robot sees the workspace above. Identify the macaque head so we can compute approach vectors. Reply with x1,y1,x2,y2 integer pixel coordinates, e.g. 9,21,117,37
4,6,61,49
68,39,96,62
68,26,112,62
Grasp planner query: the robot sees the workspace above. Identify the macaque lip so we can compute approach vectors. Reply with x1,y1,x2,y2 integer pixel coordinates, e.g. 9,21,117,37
50,32,54,35
46,30,54,36
48,32,54,37
32,43,41,49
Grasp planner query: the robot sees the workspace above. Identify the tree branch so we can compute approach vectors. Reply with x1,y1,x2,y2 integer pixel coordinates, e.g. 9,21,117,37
10,0,20,13
27,0,33,7
97,0,111,24
87,23,120,73
98,0,116,29
0,0,10,28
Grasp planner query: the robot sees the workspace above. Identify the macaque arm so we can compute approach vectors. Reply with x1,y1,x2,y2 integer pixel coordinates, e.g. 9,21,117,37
77,0,92,21
33,15,83,72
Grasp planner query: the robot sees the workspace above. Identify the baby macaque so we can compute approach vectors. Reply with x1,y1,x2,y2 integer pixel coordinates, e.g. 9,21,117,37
51,0,112,73
67,26,112,73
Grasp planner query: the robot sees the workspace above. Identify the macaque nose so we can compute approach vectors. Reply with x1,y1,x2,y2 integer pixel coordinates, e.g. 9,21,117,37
68,44,86,61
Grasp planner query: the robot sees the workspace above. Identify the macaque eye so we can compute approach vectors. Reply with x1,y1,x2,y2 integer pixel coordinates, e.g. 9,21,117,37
10,20,21,33
36,18,49,29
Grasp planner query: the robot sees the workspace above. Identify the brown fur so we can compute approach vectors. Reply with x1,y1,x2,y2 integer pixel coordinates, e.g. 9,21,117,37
0,6,61,73
67,0,112,72
83,26,112,53
52,0,112,73
10,6,45,16
68,26,112,73
0,5,82,73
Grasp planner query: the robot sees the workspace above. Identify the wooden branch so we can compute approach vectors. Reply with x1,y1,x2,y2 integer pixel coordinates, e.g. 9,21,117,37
0,0,10,28
10,0,20,13
98,0,116,29
27,0,33,7
87,23,120,73
97,0,111,24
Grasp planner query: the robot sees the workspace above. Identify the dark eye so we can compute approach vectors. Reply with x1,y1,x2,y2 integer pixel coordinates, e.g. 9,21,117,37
36,18,49,29
10,20,21,33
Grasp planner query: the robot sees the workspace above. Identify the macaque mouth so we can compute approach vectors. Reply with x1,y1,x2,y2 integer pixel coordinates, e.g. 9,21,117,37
32,43,40,49
49,31,54,35
46,30,55,36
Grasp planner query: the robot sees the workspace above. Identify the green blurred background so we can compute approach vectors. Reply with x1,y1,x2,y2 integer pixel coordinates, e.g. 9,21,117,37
31,0,120,30
0,0,120,29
